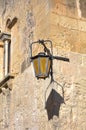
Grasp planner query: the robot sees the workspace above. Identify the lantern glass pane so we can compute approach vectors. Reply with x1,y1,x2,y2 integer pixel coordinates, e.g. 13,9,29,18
47,59,51,73
33,58,39,76
40,57,47,75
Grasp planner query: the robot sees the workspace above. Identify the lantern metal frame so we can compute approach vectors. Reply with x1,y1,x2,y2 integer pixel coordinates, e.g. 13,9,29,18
30,40,53,79
30,40,69,80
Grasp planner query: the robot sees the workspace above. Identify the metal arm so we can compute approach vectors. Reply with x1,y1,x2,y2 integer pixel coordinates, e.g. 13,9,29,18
30,39,70,62
53,56,69,62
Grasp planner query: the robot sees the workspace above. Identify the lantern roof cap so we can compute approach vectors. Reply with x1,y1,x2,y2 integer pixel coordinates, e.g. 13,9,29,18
31,52,51,60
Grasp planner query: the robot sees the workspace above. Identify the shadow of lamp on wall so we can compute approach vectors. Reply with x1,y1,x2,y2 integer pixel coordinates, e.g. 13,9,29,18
45,78,65,120
30,40,69,120
45,89,64,120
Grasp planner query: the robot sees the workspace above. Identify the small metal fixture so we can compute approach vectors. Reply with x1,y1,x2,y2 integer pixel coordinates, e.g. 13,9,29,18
30,40,69,79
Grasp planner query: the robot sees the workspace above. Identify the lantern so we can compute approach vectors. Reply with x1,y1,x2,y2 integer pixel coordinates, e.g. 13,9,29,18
30,40,53,79
31,52,51,79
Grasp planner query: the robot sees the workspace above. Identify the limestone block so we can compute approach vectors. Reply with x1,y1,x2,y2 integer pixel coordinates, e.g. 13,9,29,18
50,13,60,26
82,55,86,66
79,31,86,53
78,20,86,32
52,2,67,16
69,52,82,65
59,15,78,30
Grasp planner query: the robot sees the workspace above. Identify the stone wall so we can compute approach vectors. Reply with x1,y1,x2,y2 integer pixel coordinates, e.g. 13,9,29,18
0,0,86,130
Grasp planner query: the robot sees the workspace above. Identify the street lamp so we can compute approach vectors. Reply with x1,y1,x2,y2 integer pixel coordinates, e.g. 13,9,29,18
31,52,51,79
30,40,69,80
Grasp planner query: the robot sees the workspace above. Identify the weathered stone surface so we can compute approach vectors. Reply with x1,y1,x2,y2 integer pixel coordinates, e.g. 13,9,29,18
0,0,86,130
